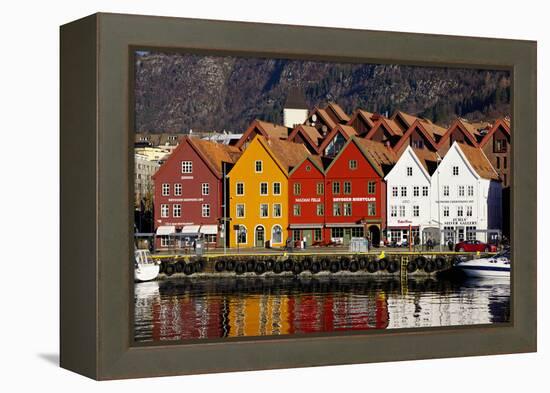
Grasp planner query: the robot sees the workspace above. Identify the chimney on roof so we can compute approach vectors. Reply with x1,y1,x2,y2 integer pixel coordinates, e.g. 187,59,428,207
283,87,308,128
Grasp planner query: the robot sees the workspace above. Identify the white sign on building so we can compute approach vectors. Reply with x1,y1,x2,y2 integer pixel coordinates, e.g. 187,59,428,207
385,146,437,245
431,141,502,244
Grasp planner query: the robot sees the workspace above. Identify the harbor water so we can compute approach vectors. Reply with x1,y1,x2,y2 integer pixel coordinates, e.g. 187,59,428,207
134,276,510,342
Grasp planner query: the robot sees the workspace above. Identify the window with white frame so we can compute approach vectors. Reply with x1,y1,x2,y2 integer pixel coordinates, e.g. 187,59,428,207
260,182,268,196
368,202,376,216
457,206,464,217
468,185,474,196
202,204,210,217
260,203,269,217
443,206,449,217
293,183,301,196
452,166,459,176
466,226,477,240
406,167,413,176
273,203,282,217
160,236,171,247
316,204,324,216
173,204,181,217
422,186,429,197
174,183,182,196
236,204,245,218
349,159,357,170
181,161,193,173
293,204,301,216
368,181,376,194
413,205,419,217
343,203,352,216
458,185,465,197
466,206,473,217
332,181,340,194
272,225,282,244
399,205,406,217
333,203,341,216
314,228,322,242
392,187,398,197
202,183,210,196
316,182,324,195
443,185,450,196
413,186,419,197
401,186,407,197
273,182,281,195
390,205,397,217
162,183,170,196
344,181,352,195
255,160,263,173
161,204,169,218
236,182,244,196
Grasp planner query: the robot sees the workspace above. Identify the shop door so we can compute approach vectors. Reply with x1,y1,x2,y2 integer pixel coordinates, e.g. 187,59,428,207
303,230,313,246
255,226,265,247
343,228,352,245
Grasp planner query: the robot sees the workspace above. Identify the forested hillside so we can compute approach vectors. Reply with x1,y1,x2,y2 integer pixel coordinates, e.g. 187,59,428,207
134,51,510,133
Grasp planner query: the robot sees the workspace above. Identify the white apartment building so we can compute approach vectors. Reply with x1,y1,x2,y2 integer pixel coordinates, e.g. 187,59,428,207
431,141,502,244
385,146,439,245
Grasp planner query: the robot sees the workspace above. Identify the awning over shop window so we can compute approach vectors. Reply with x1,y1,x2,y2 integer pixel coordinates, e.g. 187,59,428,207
156,226,175,236
181,225,200,235
325,223,364,228
200,225,218,235
289,224,324,229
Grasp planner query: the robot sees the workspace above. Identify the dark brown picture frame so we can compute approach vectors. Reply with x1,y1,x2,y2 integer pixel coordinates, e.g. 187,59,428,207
60,12,537,380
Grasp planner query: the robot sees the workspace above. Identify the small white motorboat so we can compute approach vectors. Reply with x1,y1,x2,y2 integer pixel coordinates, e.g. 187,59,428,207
455,249,510,278
134,249,160,282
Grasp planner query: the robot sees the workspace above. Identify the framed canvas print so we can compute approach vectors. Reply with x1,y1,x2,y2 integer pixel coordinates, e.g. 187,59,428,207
60,13,537,380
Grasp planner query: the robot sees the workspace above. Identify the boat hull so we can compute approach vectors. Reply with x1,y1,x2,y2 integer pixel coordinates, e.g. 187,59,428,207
456,256,510,278
134,264,160,282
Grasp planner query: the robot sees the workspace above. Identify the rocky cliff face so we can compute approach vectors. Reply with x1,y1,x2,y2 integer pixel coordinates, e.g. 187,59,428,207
134,51,511,133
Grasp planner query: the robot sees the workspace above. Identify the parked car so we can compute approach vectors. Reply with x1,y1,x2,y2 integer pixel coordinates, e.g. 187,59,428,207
454,240,497,252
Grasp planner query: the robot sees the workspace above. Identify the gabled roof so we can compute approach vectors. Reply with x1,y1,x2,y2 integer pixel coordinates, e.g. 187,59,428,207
393,119,440,153
153,136,241,180
288,154,331,176
411,147,441,176
364,117,404,140
437,118,480,148
307,107,337,130
478,118,511,148
287,124,323,153
326,102,350,123
392,110,422,132
385,145,435,181
318,124,358,152
254,135,310,175
235,119,290,148
347,109,376,132
325,136,396,177
454,142,500,181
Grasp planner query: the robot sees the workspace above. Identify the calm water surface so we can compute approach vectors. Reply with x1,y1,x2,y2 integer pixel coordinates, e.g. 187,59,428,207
134,275,510,342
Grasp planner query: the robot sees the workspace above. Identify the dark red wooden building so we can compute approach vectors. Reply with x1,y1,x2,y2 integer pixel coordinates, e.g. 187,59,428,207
323,137,395,246
152,137,241,248
288,155,330,245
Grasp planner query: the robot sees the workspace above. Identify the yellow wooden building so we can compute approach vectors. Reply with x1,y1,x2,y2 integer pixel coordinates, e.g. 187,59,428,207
228,135,309,248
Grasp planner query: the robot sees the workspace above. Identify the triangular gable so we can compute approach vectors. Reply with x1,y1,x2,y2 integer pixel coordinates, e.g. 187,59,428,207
384,145,430,182
235,119,288,149
307,106,337,130
288,155,326,177
479,118,511,148
288,125,322,154
437,119,479,149
324,136,385,178
347,109,375,135
152,137,222,180
393,120,439,153
364,118,399,141
318,124,355,153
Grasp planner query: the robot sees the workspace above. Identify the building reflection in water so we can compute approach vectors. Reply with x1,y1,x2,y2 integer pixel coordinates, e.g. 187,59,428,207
134,276,510,343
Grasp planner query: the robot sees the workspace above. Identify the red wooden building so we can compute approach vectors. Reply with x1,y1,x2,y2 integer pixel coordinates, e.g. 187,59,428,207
288,155,330,245
152,137,241,248
323,137,395,246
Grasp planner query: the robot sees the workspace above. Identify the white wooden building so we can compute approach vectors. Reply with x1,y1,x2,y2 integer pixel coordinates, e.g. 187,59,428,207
384,146,440,245
431,141,502,244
